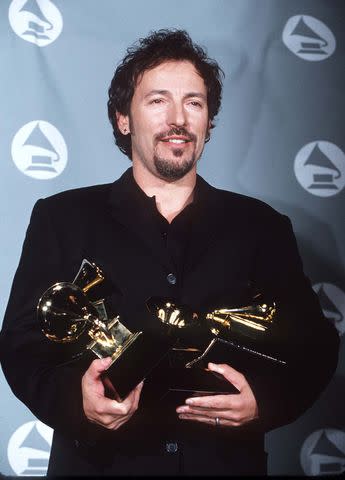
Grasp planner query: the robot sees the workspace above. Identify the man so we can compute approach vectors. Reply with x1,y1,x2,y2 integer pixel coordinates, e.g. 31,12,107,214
0,29,339,476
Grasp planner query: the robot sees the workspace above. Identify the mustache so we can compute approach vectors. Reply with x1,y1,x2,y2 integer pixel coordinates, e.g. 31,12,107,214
155,127,196,142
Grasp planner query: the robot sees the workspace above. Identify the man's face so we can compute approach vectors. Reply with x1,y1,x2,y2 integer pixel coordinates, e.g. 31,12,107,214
118,60,210,181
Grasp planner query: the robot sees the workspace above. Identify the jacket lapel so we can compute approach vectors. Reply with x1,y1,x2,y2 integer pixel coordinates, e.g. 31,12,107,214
183,175,228,273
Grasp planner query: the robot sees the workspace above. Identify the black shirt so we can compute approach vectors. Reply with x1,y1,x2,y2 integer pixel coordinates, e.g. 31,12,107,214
124,169,201,296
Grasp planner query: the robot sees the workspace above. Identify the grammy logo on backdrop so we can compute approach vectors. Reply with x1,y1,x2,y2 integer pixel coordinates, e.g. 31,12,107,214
294,141,345,197
11,120,68,180
282,15,336,61
8,0,63,47
290,16,329,56
303,143,341,191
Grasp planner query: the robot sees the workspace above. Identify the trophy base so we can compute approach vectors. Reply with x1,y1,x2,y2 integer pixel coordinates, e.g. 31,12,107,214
148,336,286,406
186,337,287,374
102,331,172,401
159,366,239,405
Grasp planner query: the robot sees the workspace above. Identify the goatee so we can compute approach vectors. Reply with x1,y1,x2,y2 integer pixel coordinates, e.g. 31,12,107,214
153,152,196,181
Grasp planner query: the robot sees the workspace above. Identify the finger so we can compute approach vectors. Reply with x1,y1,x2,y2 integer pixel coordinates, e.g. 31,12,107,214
178,413,241,427
84,357,113,383
121,381,144,411
183,393,241,410
177,404,237,419
132,381,144,406
121,381,144,402
99,396,137,417
208,362,246,391
100,395,141,429
135,380,144,393
91,410,123,428
106,417,129,431
88,391,143,430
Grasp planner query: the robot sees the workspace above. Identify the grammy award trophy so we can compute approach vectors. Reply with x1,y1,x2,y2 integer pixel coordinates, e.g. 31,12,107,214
37,259,172,401
146,293,286,402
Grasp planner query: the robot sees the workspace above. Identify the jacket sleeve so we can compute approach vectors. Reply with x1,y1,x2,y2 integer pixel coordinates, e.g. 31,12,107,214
0,199,109,443
246,213,339,432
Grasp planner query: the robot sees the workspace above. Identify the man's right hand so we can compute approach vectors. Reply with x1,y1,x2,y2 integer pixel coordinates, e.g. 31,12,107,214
82,357,143,430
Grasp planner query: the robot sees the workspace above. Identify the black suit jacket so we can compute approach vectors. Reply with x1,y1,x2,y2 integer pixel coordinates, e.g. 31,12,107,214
0,168,339,475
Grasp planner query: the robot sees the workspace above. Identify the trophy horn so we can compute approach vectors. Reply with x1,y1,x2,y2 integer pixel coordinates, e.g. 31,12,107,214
72,259,105,296
37,282,99,343
146,297,199,329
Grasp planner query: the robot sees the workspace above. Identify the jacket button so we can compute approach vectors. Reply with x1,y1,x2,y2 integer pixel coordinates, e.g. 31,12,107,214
167,273,177,285
166,441,178,453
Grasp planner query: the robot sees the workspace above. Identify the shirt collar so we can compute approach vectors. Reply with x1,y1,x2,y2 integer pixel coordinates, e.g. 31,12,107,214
120,167,201,216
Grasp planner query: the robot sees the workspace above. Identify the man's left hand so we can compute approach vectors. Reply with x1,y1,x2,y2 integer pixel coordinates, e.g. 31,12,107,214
176,362,259,427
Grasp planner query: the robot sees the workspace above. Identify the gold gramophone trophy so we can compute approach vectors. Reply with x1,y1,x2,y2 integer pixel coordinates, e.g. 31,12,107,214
187,293,287,370
146,293,286,401
37,259,173,401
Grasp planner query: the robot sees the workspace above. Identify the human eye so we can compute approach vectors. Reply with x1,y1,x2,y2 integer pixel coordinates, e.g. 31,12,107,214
149,98,164,105
189,99,203,108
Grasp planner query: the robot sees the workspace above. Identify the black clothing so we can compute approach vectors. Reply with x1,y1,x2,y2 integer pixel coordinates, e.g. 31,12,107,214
0,168,339,476
125,169,197,284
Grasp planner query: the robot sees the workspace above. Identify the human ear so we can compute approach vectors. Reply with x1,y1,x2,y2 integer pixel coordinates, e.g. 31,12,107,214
116,111,130,135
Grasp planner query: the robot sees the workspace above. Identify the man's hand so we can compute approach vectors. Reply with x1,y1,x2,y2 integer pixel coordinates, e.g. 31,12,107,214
82,357,143,430
176,362,258,427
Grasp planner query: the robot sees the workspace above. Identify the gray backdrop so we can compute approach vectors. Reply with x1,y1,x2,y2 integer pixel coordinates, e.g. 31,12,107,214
1,0,344,476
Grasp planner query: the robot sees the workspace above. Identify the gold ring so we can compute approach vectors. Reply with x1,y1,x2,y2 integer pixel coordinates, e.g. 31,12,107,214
215,417,220,426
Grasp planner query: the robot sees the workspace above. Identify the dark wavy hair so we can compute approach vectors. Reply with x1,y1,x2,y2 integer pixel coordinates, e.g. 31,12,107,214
107,29,224,159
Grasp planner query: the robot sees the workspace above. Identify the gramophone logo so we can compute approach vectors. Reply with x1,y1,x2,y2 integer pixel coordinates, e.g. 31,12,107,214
313,283,345,336
294,141,345,197
11,120,68,180
7,420,53,476
300,429,345,476
282,15,336,61
8,0,63,47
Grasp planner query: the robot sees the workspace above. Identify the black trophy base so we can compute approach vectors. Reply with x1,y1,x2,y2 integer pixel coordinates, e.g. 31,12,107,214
102,331,172,401
159,366,239,405
196,337,287,376
145,336,286,406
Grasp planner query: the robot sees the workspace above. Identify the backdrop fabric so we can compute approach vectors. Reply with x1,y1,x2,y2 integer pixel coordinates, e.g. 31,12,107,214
0,0,344,476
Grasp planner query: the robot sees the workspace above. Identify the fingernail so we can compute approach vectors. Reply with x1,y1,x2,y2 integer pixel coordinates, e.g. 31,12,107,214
209,362,219,370
209,362,222,373
185,398,194,405
101,357,112,366
176,407,186,413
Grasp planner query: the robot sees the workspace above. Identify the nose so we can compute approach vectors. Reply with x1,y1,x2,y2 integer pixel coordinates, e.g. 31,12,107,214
167,101,187,127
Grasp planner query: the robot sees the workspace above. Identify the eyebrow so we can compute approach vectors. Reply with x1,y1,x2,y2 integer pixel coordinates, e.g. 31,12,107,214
144,90,207,101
